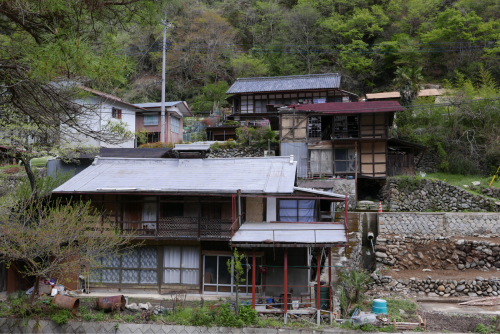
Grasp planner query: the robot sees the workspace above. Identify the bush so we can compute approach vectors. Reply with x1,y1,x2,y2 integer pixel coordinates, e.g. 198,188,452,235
238,305,258,325
189,307,214,326
474,324,488,334
215,304,244,328
361,323,378,332
50,309,74,324
138,142,174,148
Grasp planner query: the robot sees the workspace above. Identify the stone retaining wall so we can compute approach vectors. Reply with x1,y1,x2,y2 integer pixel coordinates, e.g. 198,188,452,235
0,319,353,334
482,187,500,200
370,274,500,298
382,177,499,212
374,235,500,271
379,212,500,236
207,147,264,158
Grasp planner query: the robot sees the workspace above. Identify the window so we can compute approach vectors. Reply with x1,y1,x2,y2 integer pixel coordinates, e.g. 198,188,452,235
333,115,359,139
163,246,200,284
334,147,358,173
279,199,315,222
112,108,122,119
203,254,261,293
309,149,333,175
308,117,322,138
171,117,180,134
90,247,158,284
144,115,159,126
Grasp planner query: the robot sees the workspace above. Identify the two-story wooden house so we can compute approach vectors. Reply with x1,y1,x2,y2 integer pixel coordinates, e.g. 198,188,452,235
226,74,358,131
51,156,348,302
279,101,426,196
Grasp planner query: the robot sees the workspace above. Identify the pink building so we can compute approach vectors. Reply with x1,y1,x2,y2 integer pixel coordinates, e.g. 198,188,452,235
134,101,192,144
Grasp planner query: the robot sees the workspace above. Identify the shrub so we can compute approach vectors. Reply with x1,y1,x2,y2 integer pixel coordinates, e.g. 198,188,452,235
82,314,93,321
361,323,378,332
474,324,488,334
239,305,258,325
50,309,73,324
189,307,214,326
138,142,174,148
215,304,244,327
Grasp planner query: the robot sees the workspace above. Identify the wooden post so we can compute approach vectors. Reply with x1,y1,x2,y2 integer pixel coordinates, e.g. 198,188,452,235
252,248,256,309
317,247,321,325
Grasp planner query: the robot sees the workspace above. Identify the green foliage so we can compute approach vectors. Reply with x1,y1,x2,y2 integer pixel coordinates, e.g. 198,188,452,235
210,140,237,151
232,54,269,78
378,325,397,332
474,323,488,333
361,323,378,332
124,315,135,323
50,309,74,325
238,305,258,326
394,176,422,192
191,82,230,113
215,304,245,328
339,268,371,305
235,125,278,148
94,311,105,322
14,171,73,201
189,307,214,326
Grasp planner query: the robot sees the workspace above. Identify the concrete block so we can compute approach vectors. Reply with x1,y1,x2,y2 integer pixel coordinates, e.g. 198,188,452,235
150,324,163,334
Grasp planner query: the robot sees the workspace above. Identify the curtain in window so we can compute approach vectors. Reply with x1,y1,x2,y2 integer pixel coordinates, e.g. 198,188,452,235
310,150,333,174
171,117,180,134
164,247,181,283
279,200,315,222
181,247,199,284
144,115,159,125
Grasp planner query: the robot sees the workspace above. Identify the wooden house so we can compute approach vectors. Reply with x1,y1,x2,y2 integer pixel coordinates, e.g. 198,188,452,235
226,74,358,131
278,101,426,195
50,155,348,303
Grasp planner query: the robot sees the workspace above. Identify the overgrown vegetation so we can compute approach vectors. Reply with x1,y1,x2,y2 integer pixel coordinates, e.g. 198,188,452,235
397,69,500,176
338,269,371,317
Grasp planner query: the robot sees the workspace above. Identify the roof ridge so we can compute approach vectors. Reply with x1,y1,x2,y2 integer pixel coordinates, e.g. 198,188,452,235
236,73,340,81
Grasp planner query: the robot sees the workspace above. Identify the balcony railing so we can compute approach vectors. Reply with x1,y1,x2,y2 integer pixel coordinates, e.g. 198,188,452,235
118,217,233,239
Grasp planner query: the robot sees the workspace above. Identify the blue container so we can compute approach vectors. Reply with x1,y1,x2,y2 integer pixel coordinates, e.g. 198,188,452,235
266,298,273,304
372,299,387,314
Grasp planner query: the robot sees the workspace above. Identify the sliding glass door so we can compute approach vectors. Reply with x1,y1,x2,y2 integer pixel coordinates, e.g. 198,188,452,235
203,255,261,294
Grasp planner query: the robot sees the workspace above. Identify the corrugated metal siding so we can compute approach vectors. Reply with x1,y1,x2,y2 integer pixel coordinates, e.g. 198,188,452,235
227,73,341,94
53,157,297,194
281,143,307,178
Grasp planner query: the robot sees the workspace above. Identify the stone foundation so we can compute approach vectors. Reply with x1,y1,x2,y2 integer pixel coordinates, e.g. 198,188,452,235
375,235,500,271
370,274,500,297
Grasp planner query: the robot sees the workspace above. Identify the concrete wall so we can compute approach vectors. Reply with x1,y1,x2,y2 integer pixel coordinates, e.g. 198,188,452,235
0,319,354,334
379,212,500,236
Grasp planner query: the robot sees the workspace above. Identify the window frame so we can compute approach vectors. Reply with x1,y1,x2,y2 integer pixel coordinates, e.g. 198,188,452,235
144,115,159,126
171,117,180,134
278,199,317,222
112,108,122,120
334,146,359,174
163,246,200,285
91,247,158,285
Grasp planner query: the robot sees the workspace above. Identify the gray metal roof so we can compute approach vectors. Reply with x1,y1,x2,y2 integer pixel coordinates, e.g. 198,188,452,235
293,187,346,199
133,101,192,117
173,144,211,151
52,157,297,194
230,223,348,247
226,73,341,94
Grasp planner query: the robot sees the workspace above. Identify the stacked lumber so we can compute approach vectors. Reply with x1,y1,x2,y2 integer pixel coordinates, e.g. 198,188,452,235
459,297,499,306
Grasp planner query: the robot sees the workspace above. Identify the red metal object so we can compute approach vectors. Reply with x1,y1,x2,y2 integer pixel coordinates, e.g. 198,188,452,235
259,267,269,274
378,201,382,212
284,247,288,316
96,295,126,311
53,295,80,314
317,247,321,312
252,248,256,309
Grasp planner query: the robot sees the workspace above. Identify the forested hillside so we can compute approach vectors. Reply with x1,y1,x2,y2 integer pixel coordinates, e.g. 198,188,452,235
117,0,500,109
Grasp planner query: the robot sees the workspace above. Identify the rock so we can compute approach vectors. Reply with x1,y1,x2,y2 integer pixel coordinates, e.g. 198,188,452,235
422,269,432,272
375,252,387,258
399,309,406,315
417,252,424,259
456,285,466,292
126,303,139,311
458,264,465,270
437,285,445,292
138,303,149,310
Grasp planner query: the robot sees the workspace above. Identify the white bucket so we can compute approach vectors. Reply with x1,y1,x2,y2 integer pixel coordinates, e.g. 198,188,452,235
292,300,299,310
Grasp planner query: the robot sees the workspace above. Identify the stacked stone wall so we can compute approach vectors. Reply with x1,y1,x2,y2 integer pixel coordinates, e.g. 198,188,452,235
207,147,264,158
382,178,499,212
379,212,500,236
375,235,500,271
482,187,500,200
370,274,500,297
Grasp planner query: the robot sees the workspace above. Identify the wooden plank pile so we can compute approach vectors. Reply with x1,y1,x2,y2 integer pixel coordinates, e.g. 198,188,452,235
377,312,426,331
459,297,499,306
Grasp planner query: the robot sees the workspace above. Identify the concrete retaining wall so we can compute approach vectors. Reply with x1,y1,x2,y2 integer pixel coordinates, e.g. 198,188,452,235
0,318,353,334
379,212,500,236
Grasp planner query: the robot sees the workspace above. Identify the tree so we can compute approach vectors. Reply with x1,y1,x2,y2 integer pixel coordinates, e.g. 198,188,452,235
0,198,134,305
393,66,424,106
227,248,246,317
191,81,230,114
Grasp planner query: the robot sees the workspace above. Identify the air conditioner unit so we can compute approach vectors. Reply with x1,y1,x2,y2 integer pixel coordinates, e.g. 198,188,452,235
264,150,275,157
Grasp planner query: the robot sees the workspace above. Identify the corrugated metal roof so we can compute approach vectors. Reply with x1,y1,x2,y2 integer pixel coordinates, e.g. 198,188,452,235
77,148,175,159
173,144,211,151
133,101,192,117
52,157,297,194
226,73,341,94
292,101,404,113
293,187,346,199
230,223,347,247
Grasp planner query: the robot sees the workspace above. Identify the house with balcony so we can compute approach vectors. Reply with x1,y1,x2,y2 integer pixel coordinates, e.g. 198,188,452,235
226,74,358,131
134,102,192,144
51,155,348,304
279,101,426,197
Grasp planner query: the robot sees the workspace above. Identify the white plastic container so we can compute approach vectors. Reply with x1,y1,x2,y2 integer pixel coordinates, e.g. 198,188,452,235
292,300,299,310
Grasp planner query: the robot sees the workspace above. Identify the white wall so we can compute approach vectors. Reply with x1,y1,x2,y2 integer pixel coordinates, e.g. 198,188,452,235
266,197,276,222
64,96,136,148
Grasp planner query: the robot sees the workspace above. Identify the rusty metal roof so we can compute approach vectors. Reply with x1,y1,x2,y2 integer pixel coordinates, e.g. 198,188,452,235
52,157,297,194
226,73,341,94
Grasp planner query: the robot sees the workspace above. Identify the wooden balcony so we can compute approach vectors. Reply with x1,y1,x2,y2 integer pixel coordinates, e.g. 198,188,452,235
119,217,233,240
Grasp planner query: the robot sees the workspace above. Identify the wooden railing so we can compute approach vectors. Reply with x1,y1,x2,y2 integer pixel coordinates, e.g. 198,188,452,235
119,217,233,239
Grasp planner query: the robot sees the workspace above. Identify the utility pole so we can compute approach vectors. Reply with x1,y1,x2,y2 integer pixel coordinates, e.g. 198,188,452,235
160,12,167,143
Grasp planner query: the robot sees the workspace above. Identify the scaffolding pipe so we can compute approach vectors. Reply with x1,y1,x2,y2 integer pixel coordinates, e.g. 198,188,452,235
284,247,288,323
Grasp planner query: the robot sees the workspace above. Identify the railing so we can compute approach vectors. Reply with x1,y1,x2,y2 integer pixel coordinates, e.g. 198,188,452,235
119,217,233,239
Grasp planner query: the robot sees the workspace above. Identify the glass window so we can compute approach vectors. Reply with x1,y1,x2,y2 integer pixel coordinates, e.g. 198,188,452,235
279,200,315,222
91,247,158,285
334,147,359,173
163,246,200,285
112,108,122,119
144,115,159,126
171,117,180,134
203,255,262,294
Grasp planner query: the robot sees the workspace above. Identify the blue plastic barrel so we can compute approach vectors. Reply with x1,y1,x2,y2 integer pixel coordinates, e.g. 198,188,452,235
372,299,387,314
